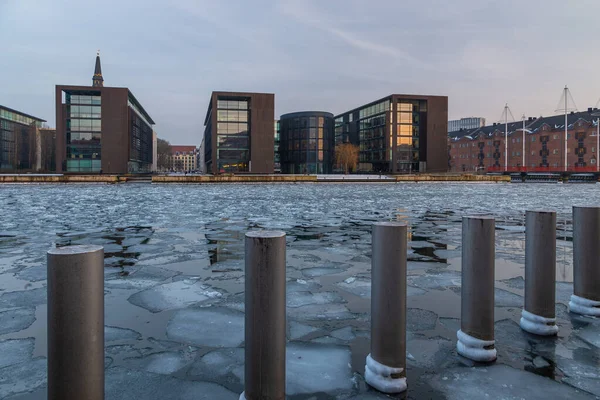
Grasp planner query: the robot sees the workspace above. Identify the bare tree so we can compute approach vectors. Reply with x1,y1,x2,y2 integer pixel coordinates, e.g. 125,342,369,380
335,143,359,174
157,138,172,171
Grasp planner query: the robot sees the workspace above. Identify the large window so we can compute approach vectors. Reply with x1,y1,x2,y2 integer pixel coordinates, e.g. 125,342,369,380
65,92,102,172
216,97,250,173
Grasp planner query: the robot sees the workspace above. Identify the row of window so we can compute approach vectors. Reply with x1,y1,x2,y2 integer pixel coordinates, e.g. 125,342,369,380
282,116,327,129
66,159,101,172
217,100,248,110
68,95,101,105
358,100,390,120
0,109,43,127
69,106,101,118
284,139,329,151
69,119,101,132
452,132,594,148
217,110,248,123
217,122,249,135
282,128,326,140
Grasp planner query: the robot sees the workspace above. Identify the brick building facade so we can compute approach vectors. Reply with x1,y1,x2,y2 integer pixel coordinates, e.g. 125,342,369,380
448,109,600,172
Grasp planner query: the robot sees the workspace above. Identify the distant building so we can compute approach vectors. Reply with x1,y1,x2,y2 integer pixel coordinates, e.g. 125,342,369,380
203,91,275,174
335,94,449,173
0,105,46,172
448,108,600,172
274,120,281,173
448,117,486,133
171,145,198,172
279,111,335,174
152,131,158,172
55,53,155,174
38,128,57,172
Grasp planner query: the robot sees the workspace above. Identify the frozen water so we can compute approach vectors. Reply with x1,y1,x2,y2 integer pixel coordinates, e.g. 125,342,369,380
105,367,238,400
15,265,46,282
0,358,46,399
407,337,454,369
288,303,355,321
105,326,142,342
189,348,244,382
286,291,344,308
0,338,34,368
289,321,319,340
286,343,353,395
105,266,179,290
330,326,355,341
301,267,343,277
124,350,197,375
0,287,46,308
337,277,371,298
427,364,595,400
167,308,244,347
286,278,321,293
409,270,461,290
0,308,36,335
407,308,438,332
128,280,222,313
501,276,524,290
575,324,600,348
494,288,523,307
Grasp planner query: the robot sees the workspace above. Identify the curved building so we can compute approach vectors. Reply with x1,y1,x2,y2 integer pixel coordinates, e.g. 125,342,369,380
279,111,334,174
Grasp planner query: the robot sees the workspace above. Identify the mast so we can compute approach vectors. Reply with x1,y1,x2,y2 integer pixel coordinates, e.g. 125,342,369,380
564,86,568,172
504,103,508,172
522,114,526,170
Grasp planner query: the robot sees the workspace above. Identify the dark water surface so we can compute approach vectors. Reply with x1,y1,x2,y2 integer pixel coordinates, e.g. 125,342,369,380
1,183,599,399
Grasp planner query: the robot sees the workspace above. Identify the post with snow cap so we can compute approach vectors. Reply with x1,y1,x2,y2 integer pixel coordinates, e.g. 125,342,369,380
520,211,559,335
47,245,105,400
241,230,286,400
365,222,408,393
570,207,600,316
457,216,497,362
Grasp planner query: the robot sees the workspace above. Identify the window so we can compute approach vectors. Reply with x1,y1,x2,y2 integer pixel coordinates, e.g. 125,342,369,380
553,149,558,155
592,158,597,165
516,138,521,143
593,147,596,153
553,134,558,139
531,151,535,156
531,137,536,142
567,133,571,139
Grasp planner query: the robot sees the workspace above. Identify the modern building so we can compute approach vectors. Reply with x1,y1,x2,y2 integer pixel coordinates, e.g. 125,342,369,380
274,120,281,173
335,94,448,173
171,145,198,172
279,111,335,174
0,105,46,172
203,91,274,174
152,131,158,172
55,53,155,174
448,117,486,133
448,108,600,172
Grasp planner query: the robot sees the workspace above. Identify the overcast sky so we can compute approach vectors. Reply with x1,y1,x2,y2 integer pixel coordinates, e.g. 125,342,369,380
2,0,599,144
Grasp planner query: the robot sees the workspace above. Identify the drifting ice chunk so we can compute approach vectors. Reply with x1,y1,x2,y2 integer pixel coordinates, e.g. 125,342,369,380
288,303,355,321
189,348,244,382
286,343,353,395
105,326,142,342
167,308,244,347
105,267,179,290
302,267,343,278
0,308,36,335
409,271,461,290
0,358,46,399
105,367,238,400
128,280,222,313
330,326,355,341
16,265,47,282
0,287,46,308
289,321,319,340
427,364,594,400
286,291,344,308
287,279,322,293
494,288,523,308
337,277,371,298
124,350,196,375
0,338,34,368
407,308,438,332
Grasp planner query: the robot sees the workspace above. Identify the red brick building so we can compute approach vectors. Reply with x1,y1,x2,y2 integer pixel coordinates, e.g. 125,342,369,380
448,109,600,173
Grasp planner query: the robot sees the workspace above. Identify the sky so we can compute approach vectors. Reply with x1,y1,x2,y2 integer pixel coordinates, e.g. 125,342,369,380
1,0,600,145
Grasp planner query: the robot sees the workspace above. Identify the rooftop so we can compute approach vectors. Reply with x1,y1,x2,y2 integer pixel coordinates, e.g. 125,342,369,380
0,105,46,122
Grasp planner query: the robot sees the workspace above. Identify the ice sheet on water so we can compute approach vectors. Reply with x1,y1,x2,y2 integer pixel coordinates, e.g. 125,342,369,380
427,364,594,400
167,308,244,347
15,265,46,282
575,323,600,348
407,337,454,369
337,277,371,298
331,326,355,341
287,291,344,308
105,326,142,342
128,280,223,313
409,270,461,290
189,348,244,382
501,276,524,290
105,367,238,400
0,338,34,369
123,350,197,375
288,303,356,322
407,308,438,332
105,266,180,290
287,279,321,293
0,358,46,399
289,321,319,340
494,288,523,307
556,281,574,305
0,308,36,335
286,343,353,395
301,267,344,278
0,287,46,309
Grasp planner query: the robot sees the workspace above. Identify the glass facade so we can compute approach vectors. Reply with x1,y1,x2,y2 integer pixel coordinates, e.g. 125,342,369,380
279,112,334,174
274,120,280,173
0,107,44,171
334,96,428,173
216,98,250,173
65,93,102,172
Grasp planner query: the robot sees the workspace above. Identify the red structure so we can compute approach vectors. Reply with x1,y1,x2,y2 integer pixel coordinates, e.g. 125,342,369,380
448,109,600,173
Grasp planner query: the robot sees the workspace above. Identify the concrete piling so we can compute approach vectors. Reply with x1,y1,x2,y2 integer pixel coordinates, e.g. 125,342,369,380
241,231,286,400
365,222,408,393
47,245,105,400
570,207,600,316
457,216,497,362
520,211,559,335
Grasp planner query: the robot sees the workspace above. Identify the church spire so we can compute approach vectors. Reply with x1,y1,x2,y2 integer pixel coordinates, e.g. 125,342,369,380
92,50,104,87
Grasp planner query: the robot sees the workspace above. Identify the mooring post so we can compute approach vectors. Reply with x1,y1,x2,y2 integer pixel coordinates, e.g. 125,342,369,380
570,206,600,316
365,222,408,393
521,211,559,335
241,231,286,400
47,245,105,400
457,216,497,362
